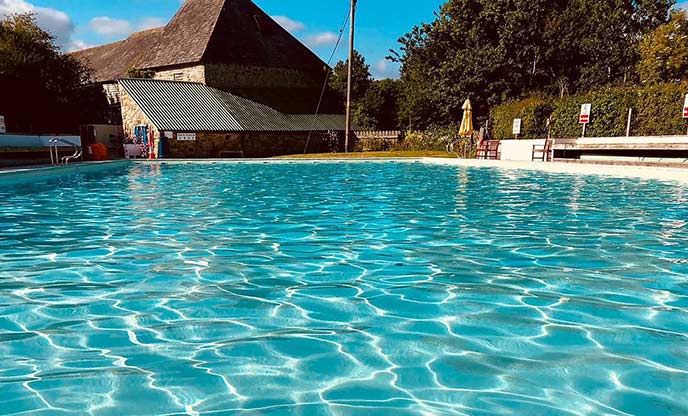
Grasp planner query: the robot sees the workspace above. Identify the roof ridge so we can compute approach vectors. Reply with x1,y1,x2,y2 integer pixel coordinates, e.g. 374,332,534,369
70,38,126,55
70,26,164,56
129,26,165,36
143,0,225,69
198,0,228,62
120,77,204,85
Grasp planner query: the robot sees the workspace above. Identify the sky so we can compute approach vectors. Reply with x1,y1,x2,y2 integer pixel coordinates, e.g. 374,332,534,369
0,0,446,79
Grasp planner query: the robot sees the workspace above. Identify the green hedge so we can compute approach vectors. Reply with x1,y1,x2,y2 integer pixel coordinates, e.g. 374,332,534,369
392,126,460,151
491,95,553,140
490,82,688,139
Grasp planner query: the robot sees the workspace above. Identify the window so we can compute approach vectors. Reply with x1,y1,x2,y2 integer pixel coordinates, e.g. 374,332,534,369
173,72,184,81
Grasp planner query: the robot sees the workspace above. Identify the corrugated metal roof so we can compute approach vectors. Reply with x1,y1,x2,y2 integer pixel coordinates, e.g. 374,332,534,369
119,78,345,132
287,114,351,131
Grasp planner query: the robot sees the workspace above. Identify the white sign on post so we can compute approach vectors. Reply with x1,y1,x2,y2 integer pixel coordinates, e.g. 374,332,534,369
683,94,688,119
512,118,522,136
177,132,196,141
0,115,5,134
579,104,591,124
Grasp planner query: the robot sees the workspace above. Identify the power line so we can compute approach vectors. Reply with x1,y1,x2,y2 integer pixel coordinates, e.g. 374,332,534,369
303,8,351,154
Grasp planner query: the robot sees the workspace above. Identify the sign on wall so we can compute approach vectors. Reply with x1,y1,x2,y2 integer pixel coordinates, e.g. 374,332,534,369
579,104,591,124
0,115,5,134
512,118,522,136
177,132,196,141
683,95,688,119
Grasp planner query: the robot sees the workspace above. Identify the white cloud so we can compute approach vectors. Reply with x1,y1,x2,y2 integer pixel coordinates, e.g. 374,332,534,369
88,16,132,37
69,39,93,51
137,17,166,31
0,0,77,49
372,58,400,79
87,15,166,38
375,59,388,74
305,31,338,47
271,15,305,32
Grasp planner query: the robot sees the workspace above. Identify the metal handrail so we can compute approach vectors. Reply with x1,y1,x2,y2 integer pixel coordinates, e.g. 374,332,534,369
49,138,82,166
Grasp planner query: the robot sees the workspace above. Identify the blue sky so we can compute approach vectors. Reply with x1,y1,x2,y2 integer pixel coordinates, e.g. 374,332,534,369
0,0,446,78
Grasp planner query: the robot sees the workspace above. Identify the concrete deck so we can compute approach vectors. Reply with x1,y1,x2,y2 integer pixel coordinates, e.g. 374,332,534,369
423,158,688,184
553,135,688,150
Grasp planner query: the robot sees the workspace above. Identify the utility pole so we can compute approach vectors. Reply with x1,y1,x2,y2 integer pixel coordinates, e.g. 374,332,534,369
344,0,357,153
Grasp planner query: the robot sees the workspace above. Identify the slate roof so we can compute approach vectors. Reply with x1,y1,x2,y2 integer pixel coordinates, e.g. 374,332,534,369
119,78,345,132
142,0,224,70
72,0,327,83
72,28,163,83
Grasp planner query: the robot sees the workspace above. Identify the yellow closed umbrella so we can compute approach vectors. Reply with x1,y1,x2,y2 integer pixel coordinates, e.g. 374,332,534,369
458,99,474,137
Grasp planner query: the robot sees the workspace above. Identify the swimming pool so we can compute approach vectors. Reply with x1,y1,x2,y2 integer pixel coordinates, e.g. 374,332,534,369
1,161,686,415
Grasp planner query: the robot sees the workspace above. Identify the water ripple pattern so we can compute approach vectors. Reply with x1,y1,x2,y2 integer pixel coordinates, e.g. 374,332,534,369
0,162,687,416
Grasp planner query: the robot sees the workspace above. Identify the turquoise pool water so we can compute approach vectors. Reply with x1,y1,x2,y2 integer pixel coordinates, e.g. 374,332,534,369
0,162,687,416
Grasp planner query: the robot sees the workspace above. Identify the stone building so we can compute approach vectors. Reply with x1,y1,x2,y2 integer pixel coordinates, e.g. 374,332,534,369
118,78,344,158
72,0,345,157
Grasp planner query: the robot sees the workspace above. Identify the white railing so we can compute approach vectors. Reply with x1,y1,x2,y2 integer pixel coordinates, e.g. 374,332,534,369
49,138,83,165
354,130,402,139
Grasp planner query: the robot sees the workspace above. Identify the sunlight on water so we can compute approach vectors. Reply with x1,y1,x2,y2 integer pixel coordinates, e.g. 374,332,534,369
0,162,687,415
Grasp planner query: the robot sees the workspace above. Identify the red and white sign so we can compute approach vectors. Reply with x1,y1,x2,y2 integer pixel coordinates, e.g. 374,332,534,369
0,115,5,134
579,104,591,124
683,94,688,118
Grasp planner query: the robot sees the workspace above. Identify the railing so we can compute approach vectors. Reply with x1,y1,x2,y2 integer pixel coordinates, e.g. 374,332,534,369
353,130,403,152
354,130,402,139
446,138,471,158
49,138,83,166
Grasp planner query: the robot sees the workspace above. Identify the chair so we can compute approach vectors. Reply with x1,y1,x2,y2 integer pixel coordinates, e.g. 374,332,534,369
477,140,501,160
532,139,553,162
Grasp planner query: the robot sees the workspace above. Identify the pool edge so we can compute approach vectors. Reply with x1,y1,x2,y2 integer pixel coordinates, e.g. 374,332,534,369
0,160,132,185
3,158,687,185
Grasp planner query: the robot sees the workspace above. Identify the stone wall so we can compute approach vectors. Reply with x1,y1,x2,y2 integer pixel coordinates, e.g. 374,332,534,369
164,130,339,159
204,64,324,89
154,65,206,83
204,64,336,113
167,132,243,158
119,85,158,140
102,83,120,105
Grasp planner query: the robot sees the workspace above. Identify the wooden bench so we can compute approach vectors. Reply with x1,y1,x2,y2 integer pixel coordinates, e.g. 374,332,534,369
476,140,501,160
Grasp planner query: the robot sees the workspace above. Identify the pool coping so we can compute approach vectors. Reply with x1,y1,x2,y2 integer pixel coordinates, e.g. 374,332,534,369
421,158,688,184
0,160,130,185
1,158,688,185
139,158,688,184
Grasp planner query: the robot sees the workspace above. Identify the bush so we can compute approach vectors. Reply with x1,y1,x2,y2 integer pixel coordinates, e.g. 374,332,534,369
491,96,553,140
635,82,688,136
490,82,688,139
549,87,636,138
392,126,459,151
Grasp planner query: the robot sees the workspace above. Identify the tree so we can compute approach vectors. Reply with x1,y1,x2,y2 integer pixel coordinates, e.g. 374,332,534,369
127,67,155,79
329,50,373,110
638,10,688,84
353,79,401,130
0,14,107,134
391,0,675,129
330,51,402,130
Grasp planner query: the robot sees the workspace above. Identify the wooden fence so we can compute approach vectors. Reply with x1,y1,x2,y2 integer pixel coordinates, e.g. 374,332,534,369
353,130,403,151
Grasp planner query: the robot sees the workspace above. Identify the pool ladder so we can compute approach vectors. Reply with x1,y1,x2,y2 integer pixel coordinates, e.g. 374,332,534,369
49,138,83,166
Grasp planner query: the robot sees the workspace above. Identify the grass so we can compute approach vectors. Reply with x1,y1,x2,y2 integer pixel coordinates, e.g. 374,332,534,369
275,150,456,159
